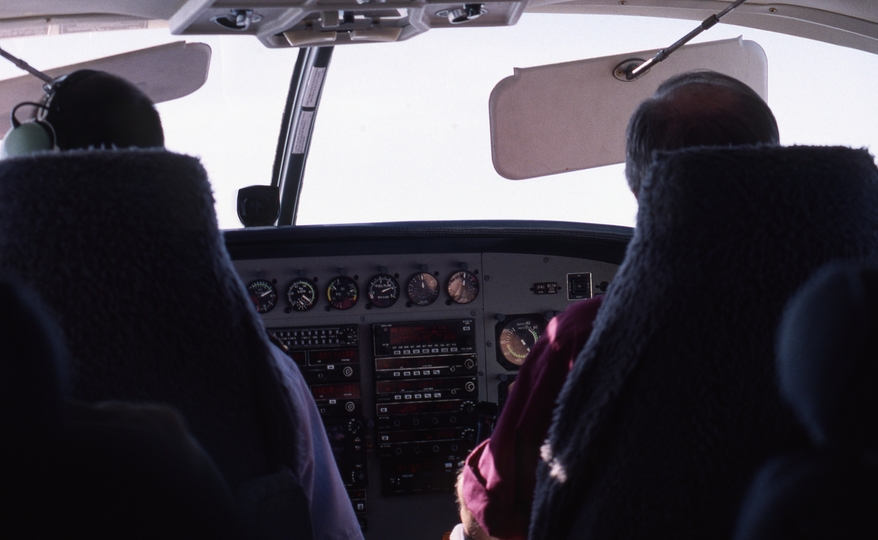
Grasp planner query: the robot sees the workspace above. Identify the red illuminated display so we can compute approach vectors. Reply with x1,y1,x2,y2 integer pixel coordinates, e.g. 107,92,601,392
376,356,442,370
377,377,474,394
393,461,434,474
310,348,357,364
388,324,459,346
386,429,458,443
312,383,361,400
378,401,461,416
288,350,307,366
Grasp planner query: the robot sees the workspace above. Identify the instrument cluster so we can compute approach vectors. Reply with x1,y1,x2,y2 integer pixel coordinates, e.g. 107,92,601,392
246,267,481,314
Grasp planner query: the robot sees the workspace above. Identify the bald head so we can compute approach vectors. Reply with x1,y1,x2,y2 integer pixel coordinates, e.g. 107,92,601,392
625,71,779,196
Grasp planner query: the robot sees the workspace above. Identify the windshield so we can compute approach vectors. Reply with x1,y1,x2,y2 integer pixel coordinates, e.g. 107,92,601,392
303,14,878,227
2,14,877,229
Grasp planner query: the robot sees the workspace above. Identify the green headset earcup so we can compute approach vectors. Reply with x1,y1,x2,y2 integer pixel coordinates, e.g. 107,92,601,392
0,121,55,159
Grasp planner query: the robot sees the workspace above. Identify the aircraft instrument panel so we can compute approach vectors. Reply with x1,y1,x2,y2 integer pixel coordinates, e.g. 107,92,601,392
226,223,628,539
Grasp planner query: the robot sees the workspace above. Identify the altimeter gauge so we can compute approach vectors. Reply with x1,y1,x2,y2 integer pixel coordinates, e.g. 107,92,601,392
367,274,400,308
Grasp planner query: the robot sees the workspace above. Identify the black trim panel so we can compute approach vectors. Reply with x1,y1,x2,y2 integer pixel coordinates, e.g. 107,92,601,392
224,220,633,264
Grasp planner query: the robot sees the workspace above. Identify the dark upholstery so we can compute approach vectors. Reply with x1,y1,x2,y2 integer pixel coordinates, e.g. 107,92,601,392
0,276,247,539
734,263,878,539
530,145,878,540
0,149,311,538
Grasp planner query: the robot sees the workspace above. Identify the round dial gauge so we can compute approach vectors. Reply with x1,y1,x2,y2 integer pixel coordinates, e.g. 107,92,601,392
286,278,318,312
326,276,359,310
406,272,440,306
447,270,480,304
247,279,278,314
367,274,400,308
498,316,546,366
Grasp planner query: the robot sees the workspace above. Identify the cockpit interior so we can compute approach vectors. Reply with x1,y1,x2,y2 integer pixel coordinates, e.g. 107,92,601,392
1,1,877,539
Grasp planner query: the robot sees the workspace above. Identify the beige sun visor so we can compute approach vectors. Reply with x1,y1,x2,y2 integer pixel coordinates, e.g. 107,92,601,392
490,37,767,180
0,41,211,135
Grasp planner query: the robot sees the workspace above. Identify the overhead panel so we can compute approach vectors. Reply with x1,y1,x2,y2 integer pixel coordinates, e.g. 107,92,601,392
169,0,530,48
489,37,768,180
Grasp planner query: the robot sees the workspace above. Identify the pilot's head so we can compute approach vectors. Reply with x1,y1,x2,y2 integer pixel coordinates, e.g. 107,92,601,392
625,70,779,197
1,69,164,158
43,69,164,151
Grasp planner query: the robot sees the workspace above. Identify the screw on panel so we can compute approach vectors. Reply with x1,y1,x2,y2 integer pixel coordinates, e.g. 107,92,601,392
769,7,777,13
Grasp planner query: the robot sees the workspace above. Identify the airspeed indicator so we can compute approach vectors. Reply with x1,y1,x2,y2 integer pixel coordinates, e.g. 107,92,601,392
247,279,278,314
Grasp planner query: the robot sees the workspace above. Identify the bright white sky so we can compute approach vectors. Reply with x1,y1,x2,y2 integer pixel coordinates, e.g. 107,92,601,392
1,13,877,229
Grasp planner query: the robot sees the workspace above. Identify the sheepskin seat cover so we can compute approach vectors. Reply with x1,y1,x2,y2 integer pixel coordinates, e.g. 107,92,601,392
0,150,307,536
531,145,878,540
733,262,878,539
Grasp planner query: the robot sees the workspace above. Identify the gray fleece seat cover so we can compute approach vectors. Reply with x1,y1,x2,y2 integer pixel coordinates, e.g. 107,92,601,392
0,149,311,538
530,145,878,540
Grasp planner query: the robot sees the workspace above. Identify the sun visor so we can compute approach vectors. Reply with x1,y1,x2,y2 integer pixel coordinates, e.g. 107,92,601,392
0,41,211,135
490,37,767,180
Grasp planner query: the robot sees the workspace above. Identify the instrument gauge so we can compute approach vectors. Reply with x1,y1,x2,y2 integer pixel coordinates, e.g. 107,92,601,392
406,272,440,306
247,279,278,314
497,315,547,368
367,274,400,308
447,270,480,304
286,278,318,312
327,276,359,310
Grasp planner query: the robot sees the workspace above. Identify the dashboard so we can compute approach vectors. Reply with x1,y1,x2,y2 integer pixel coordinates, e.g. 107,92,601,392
225,221,631,539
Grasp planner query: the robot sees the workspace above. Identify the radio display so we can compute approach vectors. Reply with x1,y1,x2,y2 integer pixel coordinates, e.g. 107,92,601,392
288,350,307,366
312,383,361,401
391,461,434,474
377,377,475,394
388,323,459,346
374,319,475,356
310,348,358,365
384,428,460,443
378,400,463,416
375,354,475,371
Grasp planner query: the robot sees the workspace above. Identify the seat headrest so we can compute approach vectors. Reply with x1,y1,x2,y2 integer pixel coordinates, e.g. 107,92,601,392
777,263,878,450
0,276,68,437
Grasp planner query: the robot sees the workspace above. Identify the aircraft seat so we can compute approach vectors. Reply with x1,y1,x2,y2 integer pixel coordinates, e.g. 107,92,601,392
0,276,247,539
530,145,878,540
0,149,312,539
733,263,878,539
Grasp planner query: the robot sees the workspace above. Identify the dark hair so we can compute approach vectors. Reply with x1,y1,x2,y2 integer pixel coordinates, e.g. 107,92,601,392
43,69,164,151
625,70,779,195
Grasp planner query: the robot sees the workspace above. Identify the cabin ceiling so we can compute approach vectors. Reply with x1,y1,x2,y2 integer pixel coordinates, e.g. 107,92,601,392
0,1,876,53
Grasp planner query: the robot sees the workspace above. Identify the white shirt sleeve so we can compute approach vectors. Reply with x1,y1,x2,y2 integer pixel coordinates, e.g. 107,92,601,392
269,345,365,540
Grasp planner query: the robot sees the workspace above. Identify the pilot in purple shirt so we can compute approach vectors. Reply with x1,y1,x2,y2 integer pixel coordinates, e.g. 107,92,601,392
457,295,604,540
